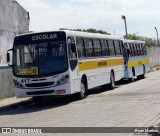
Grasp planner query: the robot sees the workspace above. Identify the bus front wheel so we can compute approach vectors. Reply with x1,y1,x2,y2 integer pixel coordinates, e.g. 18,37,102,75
78,81,86,100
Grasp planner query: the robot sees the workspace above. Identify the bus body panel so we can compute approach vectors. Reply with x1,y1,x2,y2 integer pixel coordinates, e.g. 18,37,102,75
122,39,150,79
78,57,124,89
15,82,71,98
11,30,125,98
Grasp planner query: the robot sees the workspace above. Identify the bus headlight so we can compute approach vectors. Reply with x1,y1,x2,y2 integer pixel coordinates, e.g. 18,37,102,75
13,79,24,88
56,75,69,85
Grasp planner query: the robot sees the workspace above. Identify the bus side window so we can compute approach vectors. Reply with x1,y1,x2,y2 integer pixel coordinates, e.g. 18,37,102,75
136,44,140,56
114,41,121,56
128,44,132,57
137,44,141,56
135,44,138,56
132,44,136,56
93,39,102,56
101,40,110,56
76,37,85,58
139,44,142,56
141,44,144,55
108,40,116,56
84,38,94,57
143,44,147,55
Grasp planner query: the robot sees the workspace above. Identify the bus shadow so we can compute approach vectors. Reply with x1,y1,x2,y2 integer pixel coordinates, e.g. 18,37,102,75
0,87,116,115
0,77,147,115
0,95,78,115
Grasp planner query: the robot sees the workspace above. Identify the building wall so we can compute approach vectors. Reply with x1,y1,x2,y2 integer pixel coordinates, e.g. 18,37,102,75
0,0,29,99
148,46,160,67
0,0,29,64
0,67,14,99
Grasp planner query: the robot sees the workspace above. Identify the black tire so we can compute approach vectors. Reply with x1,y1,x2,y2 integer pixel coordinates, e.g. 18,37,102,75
32,96,44,104
141,66,146,79
129,76,134,82
138,66,146,79
78,81,86,100
129,68,135,82
109,72,115,90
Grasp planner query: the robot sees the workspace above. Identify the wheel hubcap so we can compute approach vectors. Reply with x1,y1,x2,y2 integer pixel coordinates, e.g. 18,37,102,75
111,74,115,87
81,83,85,97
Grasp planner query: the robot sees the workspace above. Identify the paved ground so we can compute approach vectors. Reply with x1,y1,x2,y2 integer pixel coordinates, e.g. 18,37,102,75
1,71,160,136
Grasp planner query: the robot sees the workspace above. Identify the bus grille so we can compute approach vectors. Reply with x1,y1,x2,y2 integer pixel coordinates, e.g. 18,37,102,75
25,82,54,87
26,90,54,95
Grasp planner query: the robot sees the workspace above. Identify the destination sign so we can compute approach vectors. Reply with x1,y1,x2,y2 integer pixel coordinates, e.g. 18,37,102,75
14,32,66,45
32,34,57,41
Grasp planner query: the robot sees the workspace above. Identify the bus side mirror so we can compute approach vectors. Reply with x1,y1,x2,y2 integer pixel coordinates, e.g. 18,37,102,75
6,48,14,66
7,52,10,62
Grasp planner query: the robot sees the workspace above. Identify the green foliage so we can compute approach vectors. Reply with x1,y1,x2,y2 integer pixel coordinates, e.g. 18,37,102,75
74,28,110,35
145,40,155,47
127,33,140,40
127,33,155,46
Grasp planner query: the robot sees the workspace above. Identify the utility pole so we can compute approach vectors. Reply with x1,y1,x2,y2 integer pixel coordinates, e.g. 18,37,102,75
155,27,159,46
122,15,128,39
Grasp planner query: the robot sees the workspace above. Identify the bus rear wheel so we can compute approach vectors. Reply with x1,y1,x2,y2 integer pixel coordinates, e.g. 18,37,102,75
139,66,146,79
129,68,135,82
109,72,115,90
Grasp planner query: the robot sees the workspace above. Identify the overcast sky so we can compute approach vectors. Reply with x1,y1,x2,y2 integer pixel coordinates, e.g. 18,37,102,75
17,0,160,39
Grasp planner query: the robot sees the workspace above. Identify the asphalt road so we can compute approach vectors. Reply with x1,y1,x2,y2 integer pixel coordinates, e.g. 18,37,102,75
1,71,160,136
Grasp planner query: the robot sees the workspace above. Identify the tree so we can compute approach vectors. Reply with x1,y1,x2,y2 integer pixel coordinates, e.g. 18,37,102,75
127,33,140,40
127,33,155,46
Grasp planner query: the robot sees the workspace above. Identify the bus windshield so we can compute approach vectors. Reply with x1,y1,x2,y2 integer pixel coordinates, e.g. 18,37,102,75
13,41,68,77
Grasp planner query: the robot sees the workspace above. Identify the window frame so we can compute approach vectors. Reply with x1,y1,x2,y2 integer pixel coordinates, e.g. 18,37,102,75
108,40,116,56
76,37,86,58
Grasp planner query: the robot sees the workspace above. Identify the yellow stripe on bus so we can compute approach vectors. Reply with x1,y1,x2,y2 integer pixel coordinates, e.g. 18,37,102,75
128,59,149,68
79,58,124,71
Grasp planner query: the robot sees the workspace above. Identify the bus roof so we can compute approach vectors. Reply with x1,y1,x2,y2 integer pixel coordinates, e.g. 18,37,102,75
63,30,120,40
122,39,145,44
16,30,120,40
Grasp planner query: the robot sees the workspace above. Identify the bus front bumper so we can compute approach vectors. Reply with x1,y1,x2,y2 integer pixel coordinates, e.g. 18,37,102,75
15,83,71,98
